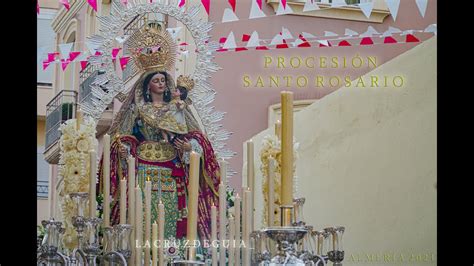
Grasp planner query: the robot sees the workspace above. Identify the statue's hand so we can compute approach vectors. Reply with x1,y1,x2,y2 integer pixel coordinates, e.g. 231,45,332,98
174,138,192,152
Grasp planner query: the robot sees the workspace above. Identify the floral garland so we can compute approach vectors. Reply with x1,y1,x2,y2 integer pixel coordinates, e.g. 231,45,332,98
259,135,299,227
57,117,97,250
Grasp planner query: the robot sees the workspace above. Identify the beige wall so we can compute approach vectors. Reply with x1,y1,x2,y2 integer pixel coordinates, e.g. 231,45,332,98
250,37,437,265
38,120,46,147
37,199,50,225
39,0,59,9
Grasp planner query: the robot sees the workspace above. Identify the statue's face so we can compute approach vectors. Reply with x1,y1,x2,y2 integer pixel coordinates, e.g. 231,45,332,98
149,73,166,94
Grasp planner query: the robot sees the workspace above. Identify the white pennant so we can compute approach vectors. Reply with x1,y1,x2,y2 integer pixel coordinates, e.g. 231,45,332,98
360,26,379,37
85,41,101,55
246,31,261,48
166,27,182,40
344,28,359,36
324,31,338,37
59,43,74,58
424,24,437,35
415,0,428,18
222,7,239,23
385,0,400,21
331,0,346,7
302,32,316,39
359,2,374,19
281,27,294,40
276,0,293,15
317,40,329,46
270,33,285,45
303,0,319,12
292,38,305,47
115,36,128,44
223,31,237,49
249,0,266,19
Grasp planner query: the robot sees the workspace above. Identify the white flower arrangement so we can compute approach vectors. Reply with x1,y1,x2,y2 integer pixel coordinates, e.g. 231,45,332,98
57,116,97,250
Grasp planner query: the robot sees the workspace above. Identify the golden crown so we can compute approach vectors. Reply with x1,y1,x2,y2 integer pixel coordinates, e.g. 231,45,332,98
127,24,176,72
176,75,195,91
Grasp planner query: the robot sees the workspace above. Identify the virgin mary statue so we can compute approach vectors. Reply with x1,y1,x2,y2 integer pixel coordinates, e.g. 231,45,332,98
99,24,221,241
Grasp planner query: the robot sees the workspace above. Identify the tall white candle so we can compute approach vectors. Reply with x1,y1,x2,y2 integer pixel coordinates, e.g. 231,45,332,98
247,140,255,232
127,156,136,264
89,149,97,218
187,152,200,259
145,180,152,266
152,221,158,266
243,188,252,265
48,166,55,219
120,179,127,224
268,158,275,227
234,194,241,266
135,186,143,266
211,204,217,266
228,214,235,266
219,183,227,266
103,134,111,227
281,91,294,207
219,159,227,185
158,201,165,266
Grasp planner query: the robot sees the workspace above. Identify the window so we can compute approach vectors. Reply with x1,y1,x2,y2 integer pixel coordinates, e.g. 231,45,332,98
37,147,49,198
37,10,57,86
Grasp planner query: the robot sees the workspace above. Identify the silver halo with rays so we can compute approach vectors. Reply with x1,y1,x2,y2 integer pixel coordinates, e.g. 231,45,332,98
81,0,236,178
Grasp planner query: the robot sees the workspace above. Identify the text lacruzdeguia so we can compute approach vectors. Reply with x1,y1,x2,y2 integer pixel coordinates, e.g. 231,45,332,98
242,55,406,89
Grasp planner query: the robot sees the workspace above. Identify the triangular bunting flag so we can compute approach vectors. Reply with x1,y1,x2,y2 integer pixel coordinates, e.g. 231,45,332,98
112,48,122,60
276,44,289,49
331,0,346,7
292,38,305,47
246,31,261,48
119,57,130,70
385,0,400,21
256,46,269,50
216,48,228,52
85,41,101,55
338,40,351,46
222,32,237,49
359,2,374,19
250,0,266,19
235,47,248,52
276,0,293,15
201,0,210,16
401,30,415,36
43,60,51,70
384,36,397,44
298,41,311,48
281,27,294,40
257,0,262,9
61,59,70,71
69,51,81,62
303,0,319,12
360,37,374,45
242,34,251,42
228,0,236,12
219,37,227,44
59,43,74,58
222,8,239,23
178,0,186,8
80,61,89,71
405,34,419,43
47,52,59,63
60,0,70,11
360,26,379,37
317,40,329,47
302,32,316,39
298,34,307,42
87,0,97,12
344,28,359,36
424,24,437,35
281,0,287,9
324,31,338,37
415,0,428,18
270,33,285,45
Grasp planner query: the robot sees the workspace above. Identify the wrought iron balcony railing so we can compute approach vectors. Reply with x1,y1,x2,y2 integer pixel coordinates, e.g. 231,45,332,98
45,90,78,150
79,62,105,107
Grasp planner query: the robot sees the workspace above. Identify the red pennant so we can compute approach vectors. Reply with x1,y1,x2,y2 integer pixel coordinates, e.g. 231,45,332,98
61,59,70,71
112,48,122,59
298,42,311,48
256,46,269,50
201,0,210,15
219,37,227,44
384,36,397,44
119,57,130,70
47,52,59,63
405,34,419,43
68,51,81,61
42,60,50,70
360,37,374,45
60,0,70,11
276,44,289,49
216,48,228,52
235,47,248,52
298,34,307,42
179,0,186,8
80,61,88,71
319,41,331,47
87,0,97,12
281,0,287,9
338,40,351,46
242,34,251,42
257,0,262,10
228,0,236,12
